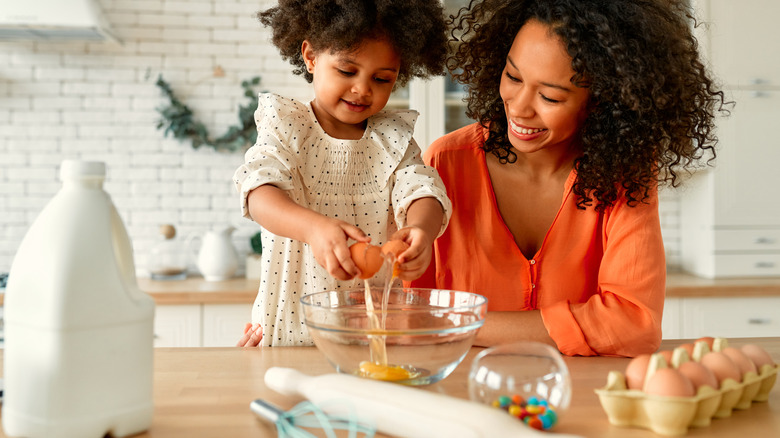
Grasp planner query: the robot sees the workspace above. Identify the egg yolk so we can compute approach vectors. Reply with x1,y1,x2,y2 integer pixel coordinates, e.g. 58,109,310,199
358,361,414,382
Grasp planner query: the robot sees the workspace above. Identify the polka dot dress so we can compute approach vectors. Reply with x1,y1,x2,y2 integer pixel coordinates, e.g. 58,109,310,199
233,93,452,347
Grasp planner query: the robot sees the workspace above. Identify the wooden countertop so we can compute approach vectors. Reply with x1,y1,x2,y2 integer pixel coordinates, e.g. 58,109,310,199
2,273,780,307
0,338,776,437
135,276,258,305
135,273,780,305
664,273,780,298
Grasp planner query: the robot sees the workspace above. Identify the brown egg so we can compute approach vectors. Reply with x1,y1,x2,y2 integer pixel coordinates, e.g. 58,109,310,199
677,361,719,390
722,347,757,376
381,239,410,261
644,368,696,397
349,242,383,279
700,351,742,383
741,344,776,369
625,354,652,390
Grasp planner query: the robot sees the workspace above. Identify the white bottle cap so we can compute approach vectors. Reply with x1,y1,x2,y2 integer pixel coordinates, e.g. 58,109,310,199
60,160,106,182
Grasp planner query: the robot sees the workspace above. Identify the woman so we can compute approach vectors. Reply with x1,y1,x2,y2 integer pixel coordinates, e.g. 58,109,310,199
409,0,727,357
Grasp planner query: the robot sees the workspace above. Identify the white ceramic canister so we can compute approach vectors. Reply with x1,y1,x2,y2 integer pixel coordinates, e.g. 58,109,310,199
3,160,155,438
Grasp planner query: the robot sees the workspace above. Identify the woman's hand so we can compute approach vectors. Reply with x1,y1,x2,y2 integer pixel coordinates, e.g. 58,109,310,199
306,216,371,280
236,323,264,347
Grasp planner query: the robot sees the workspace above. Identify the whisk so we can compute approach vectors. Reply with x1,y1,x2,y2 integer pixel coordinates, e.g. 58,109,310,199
250,398,376,438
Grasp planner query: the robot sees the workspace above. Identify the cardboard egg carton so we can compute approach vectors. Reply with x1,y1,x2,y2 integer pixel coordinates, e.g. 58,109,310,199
595,338,778,436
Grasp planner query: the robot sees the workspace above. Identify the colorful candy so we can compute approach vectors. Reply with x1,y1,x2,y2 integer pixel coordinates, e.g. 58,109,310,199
489,394,558,430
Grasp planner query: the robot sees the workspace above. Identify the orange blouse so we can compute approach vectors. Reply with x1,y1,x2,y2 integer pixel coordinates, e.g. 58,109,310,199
409,124,665,357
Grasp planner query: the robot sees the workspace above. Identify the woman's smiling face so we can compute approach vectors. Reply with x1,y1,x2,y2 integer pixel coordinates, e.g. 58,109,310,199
499,19,590,155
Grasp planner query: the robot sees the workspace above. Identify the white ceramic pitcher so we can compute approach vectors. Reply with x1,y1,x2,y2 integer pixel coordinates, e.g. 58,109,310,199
190,226,239,281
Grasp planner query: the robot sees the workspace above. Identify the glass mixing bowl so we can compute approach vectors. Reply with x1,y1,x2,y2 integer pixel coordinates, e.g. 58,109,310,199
301,287,487,386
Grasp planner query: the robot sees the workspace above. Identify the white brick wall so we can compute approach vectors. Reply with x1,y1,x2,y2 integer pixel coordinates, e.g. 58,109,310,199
0,0,684,277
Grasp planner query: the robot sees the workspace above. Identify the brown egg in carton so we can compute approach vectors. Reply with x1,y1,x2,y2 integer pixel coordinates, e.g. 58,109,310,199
595,338,778,436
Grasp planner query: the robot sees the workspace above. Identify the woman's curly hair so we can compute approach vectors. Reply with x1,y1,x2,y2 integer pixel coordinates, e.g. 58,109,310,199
258,0,448,86
449,0,730,210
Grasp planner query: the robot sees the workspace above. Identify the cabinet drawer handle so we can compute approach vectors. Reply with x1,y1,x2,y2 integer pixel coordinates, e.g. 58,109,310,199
748,318,771,325
754,237,776,245
754,261,776,269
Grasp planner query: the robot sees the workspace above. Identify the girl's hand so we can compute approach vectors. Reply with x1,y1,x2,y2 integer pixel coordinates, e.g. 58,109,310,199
237,323,264,347
389,226,435,281
306,217,370,280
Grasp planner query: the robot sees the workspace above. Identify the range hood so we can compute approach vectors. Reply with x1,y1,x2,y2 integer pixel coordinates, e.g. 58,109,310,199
0,0,120,43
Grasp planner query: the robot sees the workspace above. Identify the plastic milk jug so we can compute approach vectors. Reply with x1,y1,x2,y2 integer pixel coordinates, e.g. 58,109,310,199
3,160,156,438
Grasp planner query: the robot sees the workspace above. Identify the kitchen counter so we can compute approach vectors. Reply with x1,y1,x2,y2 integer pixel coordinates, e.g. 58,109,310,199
130,273,780,304
140,273,780,303
664,273,780,298
0,338,776,437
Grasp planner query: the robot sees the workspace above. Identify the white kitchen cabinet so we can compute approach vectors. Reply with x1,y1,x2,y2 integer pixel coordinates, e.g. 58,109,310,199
679,1,780,278
662,298,682,339
707,0,780,88
662,296,780,339
680,297,780,339
202,304,253,347
153,304,201,347
153,303,252,347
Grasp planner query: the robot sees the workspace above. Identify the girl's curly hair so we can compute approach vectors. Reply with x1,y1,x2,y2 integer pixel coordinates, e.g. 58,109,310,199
449,0,730,210
258,0,448,86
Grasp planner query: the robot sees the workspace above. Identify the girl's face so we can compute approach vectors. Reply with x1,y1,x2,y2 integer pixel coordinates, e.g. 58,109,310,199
499,20,589,155
302,38,400,139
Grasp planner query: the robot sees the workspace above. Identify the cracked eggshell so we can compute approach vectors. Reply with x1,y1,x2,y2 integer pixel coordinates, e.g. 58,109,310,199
381,239,409,261
349,242,383,279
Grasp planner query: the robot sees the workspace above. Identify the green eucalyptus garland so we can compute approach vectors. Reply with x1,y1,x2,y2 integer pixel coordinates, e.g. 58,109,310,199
155,75,263,152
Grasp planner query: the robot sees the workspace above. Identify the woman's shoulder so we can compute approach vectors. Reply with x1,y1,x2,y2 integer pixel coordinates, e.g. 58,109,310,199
424,123,487,162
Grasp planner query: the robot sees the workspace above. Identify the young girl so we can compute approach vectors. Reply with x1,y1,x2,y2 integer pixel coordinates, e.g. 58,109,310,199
234,0,452,347
409,0,728,357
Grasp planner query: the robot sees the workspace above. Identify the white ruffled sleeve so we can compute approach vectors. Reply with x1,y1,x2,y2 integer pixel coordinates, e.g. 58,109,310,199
369,109,451,236
232,93,310,220
391,136,452,237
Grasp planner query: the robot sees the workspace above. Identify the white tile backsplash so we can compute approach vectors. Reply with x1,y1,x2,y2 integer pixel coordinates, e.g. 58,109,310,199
0,0,683,276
